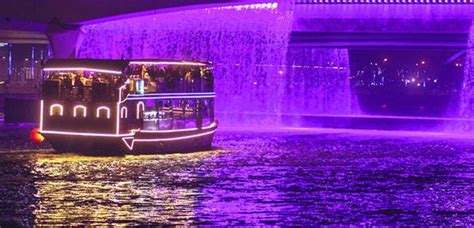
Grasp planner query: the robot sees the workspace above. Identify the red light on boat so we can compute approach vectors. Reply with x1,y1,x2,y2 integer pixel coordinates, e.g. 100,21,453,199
30,128,45,143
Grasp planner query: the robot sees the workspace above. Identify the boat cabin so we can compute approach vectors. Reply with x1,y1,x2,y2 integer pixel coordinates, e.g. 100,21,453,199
39,59,217,154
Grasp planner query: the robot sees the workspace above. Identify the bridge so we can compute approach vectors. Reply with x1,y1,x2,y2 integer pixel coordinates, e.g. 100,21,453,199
1,1,473,76
1,1,474,56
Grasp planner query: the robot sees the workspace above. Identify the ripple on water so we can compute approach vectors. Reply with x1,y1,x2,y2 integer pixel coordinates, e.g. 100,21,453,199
0,131,473,226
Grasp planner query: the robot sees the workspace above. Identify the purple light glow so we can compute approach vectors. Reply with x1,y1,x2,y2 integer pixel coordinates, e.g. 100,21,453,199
78,2,294,127
460,25,474,118
75,1,474,132
284,48,360,115
450,24,474,132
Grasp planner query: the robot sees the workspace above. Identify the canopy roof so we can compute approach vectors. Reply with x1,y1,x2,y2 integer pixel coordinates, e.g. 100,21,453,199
43,59,211,74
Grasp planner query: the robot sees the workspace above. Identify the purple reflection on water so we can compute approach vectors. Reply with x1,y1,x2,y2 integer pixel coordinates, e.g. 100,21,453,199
0,128,473,225
193,131,474,225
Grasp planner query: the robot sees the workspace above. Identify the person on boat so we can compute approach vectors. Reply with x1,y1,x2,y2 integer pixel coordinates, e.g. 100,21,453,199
165,71,175,93
196,100,203,129
75,75,84,100
144,72,157,93
185,71,193,92
156,67,166,92
203,69,213,92
177,67,186,92
192,68,201,92
64,75,72,100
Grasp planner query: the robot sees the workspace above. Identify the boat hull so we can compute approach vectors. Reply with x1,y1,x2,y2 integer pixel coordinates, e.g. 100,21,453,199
42,124,217,155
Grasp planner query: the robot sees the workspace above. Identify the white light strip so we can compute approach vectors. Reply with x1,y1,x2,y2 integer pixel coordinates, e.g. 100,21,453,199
43,67,122,74
121,130,216,150
116,103,120,134
39,100,44,131
118,79,130,102
116,80,129,134
49,104,63,116
120,107,128,118
96,106,111,119
130,128,141,133
73,105,87,117
136,102,144,119
126,95,215,101
128,92,215,97
140,122,217,133
40,130,133,137
129,61,207,66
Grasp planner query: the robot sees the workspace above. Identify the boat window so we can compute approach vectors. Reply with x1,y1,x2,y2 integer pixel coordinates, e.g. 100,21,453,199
141,98,211,131
126,64,213,94
42,71,125,102
136,102,145,119
96,106,111,119
175,99,198,129
73,105,87,118
49,104,63,116
120,106,128,118
200,99,214,127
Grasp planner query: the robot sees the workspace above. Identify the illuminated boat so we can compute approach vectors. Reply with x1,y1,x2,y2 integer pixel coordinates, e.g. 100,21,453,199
39,59,217,154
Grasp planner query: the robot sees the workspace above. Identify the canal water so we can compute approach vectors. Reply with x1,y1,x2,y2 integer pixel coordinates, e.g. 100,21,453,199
0,130,473,226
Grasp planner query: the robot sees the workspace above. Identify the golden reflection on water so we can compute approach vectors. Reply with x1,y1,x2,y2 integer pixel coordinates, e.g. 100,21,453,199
31,150,222,225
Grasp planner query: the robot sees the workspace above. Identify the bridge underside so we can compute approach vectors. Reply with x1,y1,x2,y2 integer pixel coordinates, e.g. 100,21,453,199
1,2,474,48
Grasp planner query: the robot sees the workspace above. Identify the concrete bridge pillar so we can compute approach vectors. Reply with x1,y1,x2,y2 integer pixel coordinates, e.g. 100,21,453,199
46,20,84,58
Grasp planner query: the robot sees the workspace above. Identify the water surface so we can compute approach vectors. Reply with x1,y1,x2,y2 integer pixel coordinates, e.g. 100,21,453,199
0,130,473,226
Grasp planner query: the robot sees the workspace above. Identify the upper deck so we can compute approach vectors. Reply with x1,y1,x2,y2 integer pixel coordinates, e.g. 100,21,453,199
42,59,214,102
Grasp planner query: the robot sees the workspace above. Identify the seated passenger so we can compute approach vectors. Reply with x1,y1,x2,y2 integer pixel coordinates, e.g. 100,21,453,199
192,68,201,92
185,71,193,92
64,75,72,99
144,73,157,93
165,74,175,92
75,76,84,99
203,69,214,92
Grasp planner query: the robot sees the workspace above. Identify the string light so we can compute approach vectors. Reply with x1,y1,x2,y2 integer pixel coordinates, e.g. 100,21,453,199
96,106,111,119
49,104,63,116
73,105,87,117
